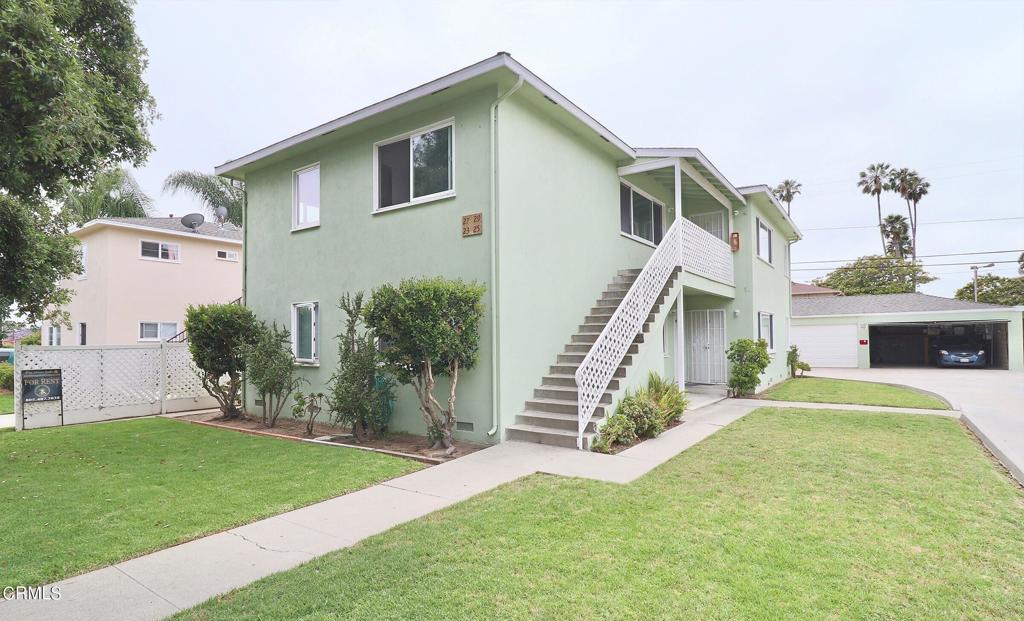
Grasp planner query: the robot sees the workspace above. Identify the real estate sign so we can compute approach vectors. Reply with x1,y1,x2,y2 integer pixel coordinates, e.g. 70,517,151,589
22,369,62,403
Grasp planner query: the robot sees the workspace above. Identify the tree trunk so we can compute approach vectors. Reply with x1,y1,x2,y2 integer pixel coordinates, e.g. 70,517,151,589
910,200,919,291
876,194,886,254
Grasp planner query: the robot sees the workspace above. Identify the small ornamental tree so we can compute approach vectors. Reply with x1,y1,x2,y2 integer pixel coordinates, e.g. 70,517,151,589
727,338,770,395
364,277,485,454
185,303,257,419
327,293,394,442
244,321,306,428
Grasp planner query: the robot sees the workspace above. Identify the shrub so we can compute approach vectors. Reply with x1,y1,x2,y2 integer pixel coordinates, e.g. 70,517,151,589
786,345,800,378
618,390,664,439
0,363,13,391
20,331,40,345
364,277,485,454
796,361,812,376
292,391,326,436
243,321,306,428
186,303,257,419
591,413,637,454
727,338,770,395
645,372,688,426
327,293,394,441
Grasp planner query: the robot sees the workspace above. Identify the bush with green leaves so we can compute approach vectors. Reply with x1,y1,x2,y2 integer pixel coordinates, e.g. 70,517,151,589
727,338,771,395
591,413,637,454
20,331,41,346
364,277,485,454
292,391,326,436
796,361,812,376
0,363,13,391
186,303,257,419
786,345,800,378
617,391,664,439
243,321,306,428
645,372,688,426
327,293,394,442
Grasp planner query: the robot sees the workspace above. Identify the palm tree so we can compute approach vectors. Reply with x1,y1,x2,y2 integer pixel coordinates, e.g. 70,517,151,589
62,168,154,224
904,174,929,264
163,171,243,226
770,179,802,216
857,163,891,254
881,214,911,258
887,167,916,230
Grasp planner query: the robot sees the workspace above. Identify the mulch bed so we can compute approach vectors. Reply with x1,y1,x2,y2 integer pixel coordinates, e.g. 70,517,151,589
177,410,487,464
600,417,686,455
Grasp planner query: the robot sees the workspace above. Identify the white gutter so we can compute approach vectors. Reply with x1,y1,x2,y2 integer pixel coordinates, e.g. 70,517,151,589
73,219,243,245
794,307,1024,319
486,77,524,438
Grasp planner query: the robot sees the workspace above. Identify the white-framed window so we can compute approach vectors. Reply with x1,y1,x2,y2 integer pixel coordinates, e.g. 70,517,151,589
756,218,773,264
758,312,775,352
688,211,727,241
291,301,319,363
374,119,454,212
79,323,87,346
140,240,181,262
76,243,88,280
619,182,665,245
46,325,61,346
139,321,179,342
292,163,320,230
216,249,239,262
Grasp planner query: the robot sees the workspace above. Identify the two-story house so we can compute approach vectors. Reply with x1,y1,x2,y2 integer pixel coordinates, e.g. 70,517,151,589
41,217,243,346
215,53,801,449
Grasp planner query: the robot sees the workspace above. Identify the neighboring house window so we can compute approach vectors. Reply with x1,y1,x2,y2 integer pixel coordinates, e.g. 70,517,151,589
756,218,773,263
217,249,239,261
293,163,320,229
758,312,775,352
46,325,61,346
619,183,664,245
140,240,180,261
76,243,88,280
375,120,453,211
79,323,87,346
139,322,178,342
291,302,319,363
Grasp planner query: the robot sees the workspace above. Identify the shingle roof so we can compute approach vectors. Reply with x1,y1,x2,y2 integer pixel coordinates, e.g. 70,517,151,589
793,293,1012,316
101,217,242,241
791,282,842,296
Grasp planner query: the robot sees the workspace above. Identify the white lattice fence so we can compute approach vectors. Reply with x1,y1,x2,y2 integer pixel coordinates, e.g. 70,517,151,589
681,217,734,285
14,343,216,430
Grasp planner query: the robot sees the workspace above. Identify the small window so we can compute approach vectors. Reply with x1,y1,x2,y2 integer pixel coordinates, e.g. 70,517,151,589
217,249,239,261
141,240,180,262
376,122,453,211
46,325,61,346
619,183,664,245
139,322,178,342
757,218,773,263
79,323,87,346
758,312,775,352
76,243,88,280
291,302,319,363
293,164,320,229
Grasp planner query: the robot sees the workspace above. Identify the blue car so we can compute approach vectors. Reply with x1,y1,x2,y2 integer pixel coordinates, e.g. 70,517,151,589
934,344,987,368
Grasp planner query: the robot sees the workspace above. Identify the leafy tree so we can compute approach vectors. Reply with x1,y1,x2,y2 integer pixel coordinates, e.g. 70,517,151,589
727,338,770,395
243,321,306,428
813,255,935,296
364,277,485,454
954,275,1024,306
291,391,327,436
61,168,153,224
771,179,802,216
857,163,891,254
887,167,929,271
185,303,257,419
163,171,244,226
327,293,394,442
20,331,41,346
881,214,911,258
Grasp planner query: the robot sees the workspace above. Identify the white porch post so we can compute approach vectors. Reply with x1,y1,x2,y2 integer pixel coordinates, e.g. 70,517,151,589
674,161,686,390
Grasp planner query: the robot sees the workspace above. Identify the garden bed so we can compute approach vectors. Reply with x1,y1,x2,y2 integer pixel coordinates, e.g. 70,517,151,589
599,416,685,454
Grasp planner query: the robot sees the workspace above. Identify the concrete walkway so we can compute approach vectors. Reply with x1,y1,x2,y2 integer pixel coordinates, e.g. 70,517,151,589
0,414,13,429
0,396,751,621
811,367,1024,484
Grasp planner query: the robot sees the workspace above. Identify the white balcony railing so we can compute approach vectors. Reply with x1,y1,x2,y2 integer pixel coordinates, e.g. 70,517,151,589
680,218,734,285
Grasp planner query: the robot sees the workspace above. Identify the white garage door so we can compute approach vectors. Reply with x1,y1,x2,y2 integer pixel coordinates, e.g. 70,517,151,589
791,324,859,368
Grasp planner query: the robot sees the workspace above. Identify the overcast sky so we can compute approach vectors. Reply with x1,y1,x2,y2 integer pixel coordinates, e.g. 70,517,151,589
131,0,1024,296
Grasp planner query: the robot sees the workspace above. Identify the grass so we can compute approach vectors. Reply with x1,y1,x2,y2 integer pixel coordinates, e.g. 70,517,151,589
0,392,12,414
0,417,421,585
177,408,1023,620
761,376,949,409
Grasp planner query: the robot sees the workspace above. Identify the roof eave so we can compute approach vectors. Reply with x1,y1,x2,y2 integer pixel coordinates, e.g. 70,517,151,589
736,184,803,240
74,219,243,244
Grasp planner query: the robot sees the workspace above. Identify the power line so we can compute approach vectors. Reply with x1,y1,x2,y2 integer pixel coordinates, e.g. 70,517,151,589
791,259,1021,272
792,249,1024,265
802,216,1024,231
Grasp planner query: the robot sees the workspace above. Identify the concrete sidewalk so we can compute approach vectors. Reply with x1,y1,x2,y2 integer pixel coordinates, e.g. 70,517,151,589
0,414,13,429
0,398,754,621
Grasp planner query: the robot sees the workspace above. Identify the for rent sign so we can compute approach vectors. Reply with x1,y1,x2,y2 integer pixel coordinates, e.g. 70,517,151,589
22,369,62,403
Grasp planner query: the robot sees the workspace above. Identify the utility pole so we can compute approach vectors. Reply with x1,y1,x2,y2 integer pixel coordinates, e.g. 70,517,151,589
971,263,995,302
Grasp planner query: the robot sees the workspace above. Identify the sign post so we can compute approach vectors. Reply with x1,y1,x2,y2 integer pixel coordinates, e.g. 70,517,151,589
21,368,64,427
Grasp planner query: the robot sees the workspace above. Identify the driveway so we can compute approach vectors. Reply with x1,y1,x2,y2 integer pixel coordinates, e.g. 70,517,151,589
813,367,1024,484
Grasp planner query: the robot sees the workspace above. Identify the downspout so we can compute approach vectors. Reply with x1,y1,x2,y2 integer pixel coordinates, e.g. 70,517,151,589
486,76,524,438
241,183,248,409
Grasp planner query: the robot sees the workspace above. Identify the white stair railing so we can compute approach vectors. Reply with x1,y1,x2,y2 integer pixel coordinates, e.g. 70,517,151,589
680,218,734,285
574,218,684,449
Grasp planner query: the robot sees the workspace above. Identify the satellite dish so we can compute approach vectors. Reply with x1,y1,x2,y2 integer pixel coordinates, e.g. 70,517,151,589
214,206,229,228
180,213,204,232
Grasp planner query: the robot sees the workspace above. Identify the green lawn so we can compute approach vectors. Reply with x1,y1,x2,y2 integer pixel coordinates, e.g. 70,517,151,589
178,408,1023,620
761,376,949,409
0,417,421,585
0,392,13,414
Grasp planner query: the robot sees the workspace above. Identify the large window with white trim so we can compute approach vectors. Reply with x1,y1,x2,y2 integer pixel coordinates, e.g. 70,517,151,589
291,302,319,363
619,183,664,245
139,322,178,342
756,218,773,264
76,243,88,280
293,164,320,229
375,121,453,211
758,312,775,352
140,240,180,262
46,325,61,346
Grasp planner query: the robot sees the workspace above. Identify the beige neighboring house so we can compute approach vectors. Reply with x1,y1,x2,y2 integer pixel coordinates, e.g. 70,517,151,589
791,282,843,297
40,217,243,346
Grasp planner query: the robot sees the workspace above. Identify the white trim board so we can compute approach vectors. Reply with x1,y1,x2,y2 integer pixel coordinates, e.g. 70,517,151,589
75,220,243,245
794,308,1023,319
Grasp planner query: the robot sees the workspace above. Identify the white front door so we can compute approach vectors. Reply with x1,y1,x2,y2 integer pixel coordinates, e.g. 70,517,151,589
685,309,727,384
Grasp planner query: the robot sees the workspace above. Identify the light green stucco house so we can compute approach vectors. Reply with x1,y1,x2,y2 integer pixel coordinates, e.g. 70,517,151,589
215,53,801,449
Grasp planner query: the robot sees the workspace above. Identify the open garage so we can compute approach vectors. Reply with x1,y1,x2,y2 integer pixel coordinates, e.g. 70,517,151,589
791,293,1024,371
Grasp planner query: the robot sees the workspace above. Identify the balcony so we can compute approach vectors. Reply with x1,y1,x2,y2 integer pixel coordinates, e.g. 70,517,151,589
680,218,734,286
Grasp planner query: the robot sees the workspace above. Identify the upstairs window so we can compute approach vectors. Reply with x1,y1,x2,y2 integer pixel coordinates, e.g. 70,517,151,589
139,322,178,342
293,164,320,230
291,301,319,363
217,249,239,261
46,325,61,346
757,218,773,264
141,240,180,262
76,243,88,280
376,121,453,211
619,183,664,245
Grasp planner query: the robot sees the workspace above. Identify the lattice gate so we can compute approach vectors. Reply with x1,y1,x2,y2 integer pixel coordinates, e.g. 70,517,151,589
14,343,217,430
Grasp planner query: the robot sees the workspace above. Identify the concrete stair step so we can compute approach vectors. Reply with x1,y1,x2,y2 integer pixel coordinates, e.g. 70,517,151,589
564,342,638,354
534,385,612,403
572,332,644,345
556,352,633,366
525,397,605,416
579,321,650,334
541,374,620,390
516,409,603,432
506,423,597,449
549,363,627,377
